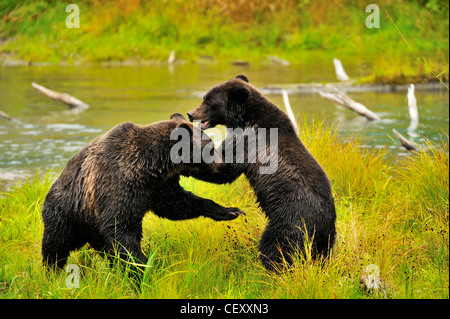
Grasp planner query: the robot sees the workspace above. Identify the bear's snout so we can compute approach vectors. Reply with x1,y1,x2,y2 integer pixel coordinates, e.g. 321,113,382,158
187,112,194,122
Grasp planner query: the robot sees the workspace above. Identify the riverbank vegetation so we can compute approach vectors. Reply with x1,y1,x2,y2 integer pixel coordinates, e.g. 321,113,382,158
0,0,448,84
1,121,448,299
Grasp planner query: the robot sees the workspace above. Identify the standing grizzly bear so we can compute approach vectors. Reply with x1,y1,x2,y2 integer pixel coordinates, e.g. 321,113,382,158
186,75,336,271
41,113,243,269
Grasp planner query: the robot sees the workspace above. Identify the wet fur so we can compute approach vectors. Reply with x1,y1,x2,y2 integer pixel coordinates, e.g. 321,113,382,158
185,76,336,270
41,115,243,269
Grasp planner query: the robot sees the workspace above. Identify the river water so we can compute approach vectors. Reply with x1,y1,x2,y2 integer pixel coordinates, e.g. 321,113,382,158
0,63,448,190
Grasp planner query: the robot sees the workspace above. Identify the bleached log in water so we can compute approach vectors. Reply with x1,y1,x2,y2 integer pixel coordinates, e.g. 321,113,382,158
31,82,89,110
168,50,176,64
333,58,350,82
268,55,290,66
392,129,419,152
407,84,419,131
319,89,380,121
281,90,299,133
0,110,14,121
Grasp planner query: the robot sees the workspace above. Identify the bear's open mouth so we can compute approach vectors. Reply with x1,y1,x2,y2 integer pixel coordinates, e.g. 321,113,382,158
199,120,211,130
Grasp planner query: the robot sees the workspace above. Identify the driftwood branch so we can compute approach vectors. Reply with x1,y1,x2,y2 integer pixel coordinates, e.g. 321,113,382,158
407,84,419,130
261,81,447,95
268,55,290,66
392,129,419,152
319,89,380,121
231,60,250,66
281,90,299,133
168,50,175,64
0,110,15,121
31,82,89,110
333,58,350,82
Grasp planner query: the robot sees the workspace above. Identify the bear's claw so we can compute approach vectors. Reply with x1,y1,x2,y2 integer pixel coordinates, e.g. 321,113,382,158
211,207,245,221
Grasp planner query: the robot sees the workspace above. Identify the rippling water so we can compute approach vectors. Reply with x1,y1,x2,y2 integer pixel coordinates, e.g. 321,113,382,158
0,63,448,190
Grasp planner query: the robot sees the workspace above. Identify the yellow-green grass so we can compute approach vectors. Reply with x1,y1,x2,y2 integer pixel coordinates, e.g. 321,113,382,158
0,121,448,299
0,0,448,84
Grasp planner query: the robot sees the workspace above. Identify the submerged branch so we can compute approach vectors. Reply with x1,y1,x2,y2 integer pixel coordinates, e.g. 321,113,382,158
333,58,350,82
267,55,290,66
392,129,419,152
281,90,299,133
31,82,89,110
319,89,380,121
0,110,15,121
407,84,419,131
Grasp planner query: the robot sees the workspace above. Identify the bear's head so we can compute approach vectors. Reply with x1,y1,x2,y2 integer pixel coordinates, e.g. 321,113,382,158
187,75,253,129
169,113,219,165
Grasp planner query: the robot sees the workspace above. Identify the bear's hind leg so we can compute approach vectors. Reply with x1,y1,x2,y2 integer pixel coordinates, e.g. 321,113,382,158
258,221,306,271
42,224,87,270
99,230,148,267
115,235,148,266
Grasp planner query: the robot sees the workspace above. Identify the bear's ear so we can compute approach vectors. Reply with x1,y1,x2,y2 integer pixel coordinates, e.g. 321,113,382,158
170,113,186,121
176,122,193,134
229,85,249,103
235,75,249,83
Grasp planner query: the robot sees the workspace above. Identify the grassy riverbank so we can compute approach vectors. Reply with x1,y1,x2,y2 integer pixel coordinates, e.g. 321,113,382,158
0,0,449,84
0,121,448,299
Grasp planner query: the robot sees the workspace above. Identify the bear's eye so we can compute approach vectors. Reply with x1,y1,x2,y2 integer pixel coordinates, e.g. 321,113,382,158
205,95,221,108
207,103,219,110
203,93,212,102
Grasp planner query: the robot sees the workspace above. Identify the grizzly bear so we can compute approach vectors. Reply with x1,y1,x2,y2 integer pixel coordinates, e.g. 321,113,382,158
185,75,336,271
41,113,243,269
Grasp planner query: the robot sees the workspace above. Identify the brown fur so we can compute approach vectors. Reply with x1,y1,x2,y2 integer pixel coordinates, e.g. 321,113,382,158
41,114,244,270
185,75,336,271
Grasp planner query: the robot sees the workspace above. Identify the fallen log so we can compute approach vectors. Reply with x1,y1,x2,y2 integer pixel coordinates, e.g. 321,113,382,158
0,110,14,121
31,82,89,110
261,81,448,95
392,129,419,152
319,89,380,121
268,55,290,66
281,90,299,133
231,60,250,66
407,84,419,130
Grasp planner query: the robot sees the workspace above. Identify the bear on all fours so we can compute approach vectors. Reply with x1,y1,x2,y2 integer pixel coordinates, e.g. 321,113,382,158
185,75,337,271
41,113,243,269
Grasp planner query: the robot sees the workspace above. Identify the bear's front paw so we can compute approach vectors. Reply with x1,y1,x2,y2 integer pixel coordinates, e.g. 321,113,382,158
210,207,245,221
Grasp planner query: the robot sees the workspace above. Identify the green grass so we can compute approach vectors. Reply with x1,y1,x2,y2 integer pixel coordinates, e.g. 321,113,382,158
0,121,448,299
0,0,448,83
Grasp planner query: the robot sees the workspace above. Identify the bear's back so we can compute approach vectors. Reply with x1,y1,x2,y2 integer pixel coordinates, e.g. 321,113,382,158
84,121,179,182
